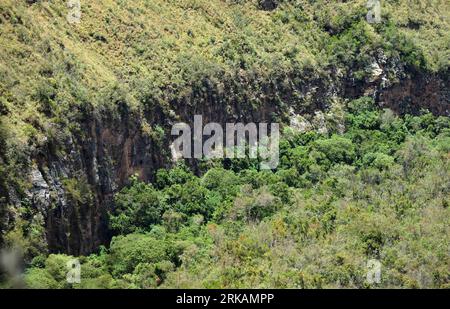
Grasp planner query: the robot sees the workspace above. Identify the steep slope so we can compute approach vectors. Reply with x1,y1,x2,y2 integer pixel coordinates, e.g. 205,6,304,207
0,0,449,256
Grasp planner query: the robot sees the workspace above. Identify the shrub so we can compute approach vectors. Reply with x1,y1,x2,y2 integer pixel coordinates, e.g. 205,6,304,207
110,177,163,234
107,233,171,277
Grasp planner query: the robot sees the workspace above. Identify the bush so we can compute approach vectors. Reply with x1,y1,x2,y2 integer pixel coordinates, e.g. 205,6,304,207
163,179,219,219
110,177,163,234
313,136,356,167
107,233,172,277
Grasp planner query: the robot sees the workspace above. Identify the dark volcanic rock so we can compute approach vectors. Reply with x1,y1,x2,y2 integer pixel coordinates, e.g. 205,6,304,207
258,0,278,11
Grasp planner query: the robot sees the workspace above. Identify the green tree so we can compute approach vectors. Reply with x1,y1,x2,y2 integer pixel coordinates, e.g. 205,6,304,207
110,177,163,234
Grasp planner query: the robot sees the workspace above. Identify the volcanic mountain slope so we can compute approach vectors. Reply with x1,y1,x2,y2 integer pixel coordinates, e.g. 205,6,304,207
0,0,448,287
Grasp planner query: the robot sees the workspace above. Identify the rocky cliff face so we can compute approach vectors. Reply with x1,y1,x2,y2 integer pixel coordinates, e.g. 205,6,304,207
379,72,449,116
25,107,167,255
3,59,449,256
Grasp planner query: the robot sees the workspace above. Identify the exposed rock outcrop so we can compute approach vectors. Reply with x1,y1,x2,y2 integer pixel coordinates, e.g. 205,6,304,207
258,0,279,11
6,64,450,256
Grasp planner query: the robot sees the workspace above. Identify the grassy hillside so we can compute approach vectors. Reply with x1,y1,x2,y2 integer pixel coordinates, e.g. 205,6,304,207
1,0,448,117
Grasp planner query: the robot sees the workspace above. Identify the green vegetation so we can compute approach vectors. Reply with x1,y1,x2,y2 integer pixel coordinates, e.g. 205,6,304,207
0,0,449,289
16,99,450,288
1,0,448,154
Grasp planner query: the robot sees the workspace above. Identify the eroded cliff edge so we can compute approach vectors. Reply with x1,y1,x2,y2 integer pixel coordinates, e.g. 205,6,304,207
0,0,448,256
1,63,446,255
